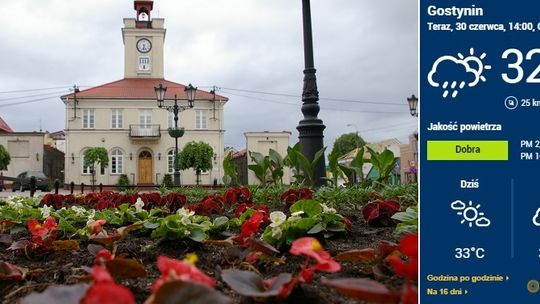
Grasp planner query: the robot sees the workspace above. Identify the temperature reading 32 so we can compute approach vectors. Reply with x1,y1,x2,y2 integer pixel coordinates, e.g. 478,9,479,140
455,247,486,259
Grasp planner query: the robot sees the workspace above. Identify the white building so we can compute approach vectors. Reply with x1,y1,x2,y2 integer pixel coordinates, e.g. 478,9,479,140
62,1,228,186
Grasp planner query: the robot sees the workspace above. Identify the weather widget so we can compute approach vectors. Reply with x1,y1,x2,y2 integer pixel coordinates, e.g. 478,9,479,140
421,1,540,303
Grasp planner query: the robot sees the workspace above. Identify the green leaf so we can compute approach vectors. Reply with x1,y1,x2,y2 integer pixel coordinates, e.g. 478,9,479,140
189,228,207,242
307,222,323,234
58,218,76,233
295,218,318,230
391,211,418,223
213,216,229,227
290,200,323,217
143,220,160,229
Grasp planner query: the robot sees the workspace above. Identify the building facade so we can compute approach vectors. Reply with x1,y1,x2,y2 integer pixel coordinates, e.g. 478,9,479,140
62,1,227,186
0,132,45,180
230,131,292,185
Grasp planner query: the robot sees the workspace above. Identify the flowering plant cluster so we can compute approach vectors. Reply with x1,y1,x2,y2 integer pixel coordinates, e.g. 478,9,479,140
1,185,418,303
262,199,348,247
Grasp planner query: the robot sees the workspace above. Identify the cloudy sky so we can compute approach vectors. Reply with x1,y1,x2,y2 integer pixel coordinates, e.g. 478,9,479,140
0,0,417,150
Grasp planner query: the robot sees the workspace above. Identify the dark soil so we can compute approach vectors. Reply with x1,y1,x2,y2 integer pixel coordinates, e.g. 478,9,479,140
0,212,400,304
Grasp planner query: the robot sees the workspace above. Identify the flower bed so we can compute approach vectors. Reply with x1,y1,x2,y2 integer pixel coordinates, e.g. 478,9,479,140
0,186,417,303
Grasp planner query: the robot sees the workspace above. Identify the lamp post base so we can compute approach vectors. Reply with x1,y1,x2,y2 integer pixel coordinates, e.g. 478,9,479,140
173,171,181,186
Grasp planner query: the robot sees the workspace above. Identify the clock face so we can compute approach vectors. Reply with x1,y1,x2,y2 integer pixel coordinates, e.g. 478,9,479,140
136,38,152,53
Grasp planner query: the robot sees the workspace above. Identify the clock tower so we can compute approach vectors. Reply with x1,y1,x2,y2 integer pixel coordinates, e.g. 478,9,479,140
122,0,165,78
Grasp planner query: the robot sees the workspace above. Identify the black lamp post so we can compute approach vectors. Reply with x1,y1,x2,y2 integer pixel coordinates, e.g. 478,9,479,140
154,83,197,186
297,0,326,187
407,94,418,117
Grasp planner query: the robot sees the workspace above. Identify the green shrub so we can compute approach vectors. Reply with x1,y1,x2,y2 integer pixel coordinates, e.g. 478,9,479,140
380,183,418,210
314,187,373,210
162,174,173,188
250,185,289,208
170,187,209,204
116,174,130,191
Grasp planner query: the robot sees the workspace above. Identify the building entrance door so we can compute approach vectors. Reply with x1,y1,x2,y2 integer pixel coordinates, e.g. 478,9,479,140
138,151,152,184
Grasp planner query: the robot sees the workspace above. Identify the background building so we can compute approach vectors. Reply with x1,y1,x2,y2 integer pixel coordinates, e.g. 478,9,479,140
62,1,227,186
232,131,291,185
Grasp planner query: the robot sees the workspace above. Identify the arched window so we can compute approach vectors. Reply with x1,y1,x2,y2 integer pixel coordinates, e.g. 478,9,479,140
81,149,91,174
111,149,124,174
167,150,175,174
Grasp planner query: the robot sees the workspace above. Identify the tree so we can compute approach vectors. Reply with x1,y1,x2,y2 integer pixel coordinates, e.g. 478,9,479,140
330,132,366,158
84,147,109,190
179,141,213,185
0,144,10,170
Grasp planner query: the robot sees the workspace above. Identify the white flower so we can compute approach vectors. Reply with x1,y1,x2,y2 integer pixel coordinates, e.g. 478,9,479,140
180,216,192,225
321,203,336,214
177,207,195,218
87,209,96,220
269,211,286,228
177,207,195,225
71,206,86,216
271,226,283,239
7,197,24,209
40,204,53,218
134,198,145,213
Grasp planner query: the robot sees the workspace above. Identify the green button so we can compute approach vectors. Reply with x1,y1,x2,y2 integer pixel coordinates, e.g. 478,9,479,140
427,140,508,161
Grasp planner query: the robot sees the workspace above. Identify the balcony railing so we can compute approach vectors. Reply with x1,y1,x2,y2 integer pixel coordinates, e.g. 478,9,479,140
129,124,161,138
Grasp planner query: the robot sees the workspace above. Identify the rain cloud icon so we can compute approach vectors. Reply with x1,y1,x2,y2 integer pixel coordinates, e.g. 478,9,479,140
428,48,491,98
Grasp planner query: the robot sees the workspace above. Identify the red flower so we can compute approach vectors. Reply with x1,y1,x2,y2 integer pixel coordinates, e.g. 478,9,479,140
290,237,340,272
95,198,109,211
94,249,114,265
362,200,400,227
401,281,418,304
388,233,418,281
189,195,224,216
27,217,59,245
281,188,312,209
224,187,252,207
88,219,107,235
163,192,187,213
234,203,252,218
233,211,265,246
41,194,65,209
81,266,135,304
152,255,215,293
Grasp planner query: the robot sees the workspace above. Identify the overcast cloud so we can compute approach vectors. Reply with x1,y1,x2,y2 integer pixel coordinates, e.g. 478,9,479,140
0,0,418,150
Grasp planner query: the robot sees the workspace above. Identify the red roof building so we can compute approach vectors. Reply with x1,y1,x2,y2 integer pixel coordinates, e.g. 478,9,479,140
0,117,13,133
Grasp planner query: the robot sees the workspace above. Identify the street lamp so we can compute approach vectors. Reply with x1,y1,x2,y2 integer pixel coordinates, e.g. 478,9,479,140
297,0,326,187
154,83,197,186
407,94,418,117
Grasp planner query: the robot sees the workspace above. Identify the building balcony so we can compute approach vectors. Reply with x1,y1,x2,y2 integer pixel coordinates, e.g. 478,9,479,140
129,124,161,140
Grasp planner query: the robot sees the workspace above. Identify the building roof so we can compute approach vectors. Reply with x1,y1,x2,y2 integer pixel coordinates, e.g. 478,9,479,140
232,149,247,159
0,117,13,133
61,78,228,101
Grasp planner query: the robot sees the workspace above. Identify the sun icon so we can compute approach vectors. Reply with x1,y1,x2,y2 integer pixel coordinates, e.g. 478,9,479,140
458,48,492,83
456,201,484,227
